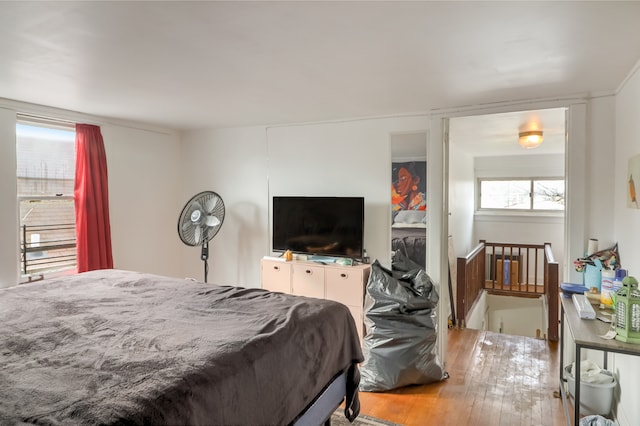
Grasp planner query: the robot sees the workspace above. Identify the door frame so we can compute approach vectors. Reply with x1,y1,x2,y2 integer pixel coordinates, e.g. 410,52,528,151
428,97,587,366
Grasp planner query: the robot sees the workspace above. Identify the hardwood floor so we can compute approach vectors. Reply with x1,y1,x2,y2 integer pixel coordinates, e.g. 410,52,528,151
357,328,566,426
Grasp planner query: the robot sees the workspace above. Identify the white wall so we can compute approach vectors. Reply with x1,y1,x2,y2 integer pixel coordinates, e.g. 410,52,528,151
0,107,19,288
610,63,640,426
103,124,183,278
391,131,427,162
464,290,487,330
448,141,475,258
475,153,565,179
586,96,617,252
0,99,183,286
180,126,269,287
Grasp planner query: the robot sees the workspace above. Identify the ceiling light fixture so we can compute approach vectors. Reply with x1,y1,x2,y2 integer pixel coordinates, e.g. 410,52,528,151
518,130,544,149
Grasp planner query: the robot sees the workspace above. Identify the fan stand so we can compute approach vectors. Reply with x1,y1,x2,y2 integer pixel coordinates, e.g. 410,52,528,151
201,239,209,283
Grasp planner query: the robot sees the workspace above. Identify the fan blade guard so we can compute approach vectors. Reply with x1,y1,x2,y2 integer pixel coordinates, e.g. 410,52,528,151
177,191,226,246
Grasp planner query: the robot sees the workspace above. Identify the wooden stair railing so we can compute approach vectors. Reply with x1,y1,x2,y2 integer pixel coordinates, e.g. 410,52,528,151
455,242,486,329
544,243,559,341
483,241,546,296
455,241,560,341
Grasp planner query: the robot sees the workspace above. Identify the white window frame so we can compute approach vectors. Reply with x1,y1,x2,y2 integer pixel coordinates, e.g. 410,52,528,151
16,116,77,281
477,177,565,212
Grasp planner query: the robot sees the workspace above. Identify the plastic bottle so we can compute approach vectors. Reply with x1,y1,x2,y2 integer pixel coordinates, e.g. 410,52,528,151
601,269,616,306
601,269,626,307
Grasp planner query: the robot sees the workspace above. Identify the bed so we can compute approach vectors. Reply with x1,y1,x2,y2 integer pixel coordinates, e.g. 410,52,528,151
391,210,427,268
0,269,363,425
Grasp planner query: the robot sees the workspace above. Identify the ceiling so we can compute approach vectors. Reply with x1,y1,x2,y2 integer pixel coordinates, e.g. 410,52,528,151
1,1,639,132
450,107,566,157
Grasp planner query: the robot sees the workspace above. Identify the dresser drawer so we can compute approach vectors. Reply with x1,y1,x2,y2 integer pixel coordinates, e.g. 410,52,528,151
292,264,325,299
325,268,364,307
261,260,292,293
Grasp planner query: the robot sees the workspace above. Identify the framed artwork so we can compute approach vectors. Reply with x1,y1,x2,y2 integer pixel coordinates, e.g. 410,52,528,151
628,154,640,209
392,161,426,211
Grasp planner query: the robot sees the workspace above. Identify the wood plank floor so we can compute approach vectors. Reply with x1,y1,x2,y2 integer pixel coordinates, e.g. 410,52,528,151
357,328,566,426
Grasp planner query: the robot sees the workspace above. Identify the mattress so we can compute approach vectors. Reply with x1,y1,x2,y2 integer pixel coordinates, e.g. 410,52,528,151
0,269,363,425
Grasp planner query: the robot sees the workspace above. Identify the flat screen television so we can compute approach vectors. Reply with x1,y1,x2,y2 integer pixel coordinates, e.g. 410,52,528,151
272,196,364,259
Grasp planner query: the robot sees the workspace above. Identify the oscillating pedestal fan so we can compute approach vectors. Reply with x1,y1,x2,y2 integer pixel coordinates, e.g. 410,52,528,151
177,191,225,283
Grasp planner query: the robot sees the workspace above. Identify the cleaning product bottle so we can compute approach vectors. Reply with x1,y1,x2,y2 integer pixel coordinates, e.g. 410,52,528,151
601,269,616,306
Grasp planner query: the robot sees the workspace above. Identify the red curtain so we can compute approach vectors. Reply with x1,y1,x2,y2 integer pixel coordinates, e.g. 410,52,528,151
74,124,113,272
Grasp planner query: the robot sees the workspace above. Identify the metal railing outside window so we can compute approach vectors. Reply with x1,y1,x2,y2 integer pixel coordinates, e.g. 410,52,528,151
20,223,76,276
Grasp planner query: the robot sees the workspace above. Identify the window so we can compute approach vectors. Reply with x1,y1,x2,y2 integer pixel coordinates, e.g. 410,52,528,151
16,119,76,277
478,178,565,211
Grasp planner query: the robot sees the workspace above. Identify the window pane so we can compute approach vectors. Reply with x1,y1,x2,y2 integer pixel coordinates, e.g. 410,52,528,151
16,122,77,276
19,198,76,275
480,180,531,209
533,180,565,210
16,123,75,197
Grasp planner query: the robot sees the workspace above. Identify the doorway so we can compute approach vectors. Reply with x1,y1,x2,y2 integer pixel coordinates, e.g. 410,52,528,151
447,107,567,338
429,100,588,365
447,107,567,337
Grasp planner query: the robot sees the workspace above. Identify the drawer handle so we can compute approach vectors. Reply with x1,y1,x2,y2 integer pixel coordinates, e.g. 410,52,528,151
340,273,348,279
273,266,280,271
305,269,312,274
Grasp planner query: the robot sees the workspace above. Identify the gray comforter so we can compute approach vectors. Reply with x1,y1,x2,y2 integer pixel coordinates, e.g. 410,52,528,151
0,269,363,425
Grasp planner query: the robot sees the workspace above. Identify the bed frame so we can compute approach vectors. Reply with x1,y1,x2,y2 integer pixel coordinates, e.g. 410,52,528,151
294,370,347,426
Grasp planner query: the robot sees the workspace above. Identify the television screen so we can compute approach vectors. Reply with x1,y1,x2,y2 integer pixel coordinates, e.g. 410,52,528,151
272,196,364,259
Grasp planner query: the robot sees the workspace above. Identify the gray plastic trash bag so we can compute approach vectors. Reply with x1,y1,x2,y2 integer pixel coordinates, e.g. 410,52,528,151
359,252,447,392
390,246,424,273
